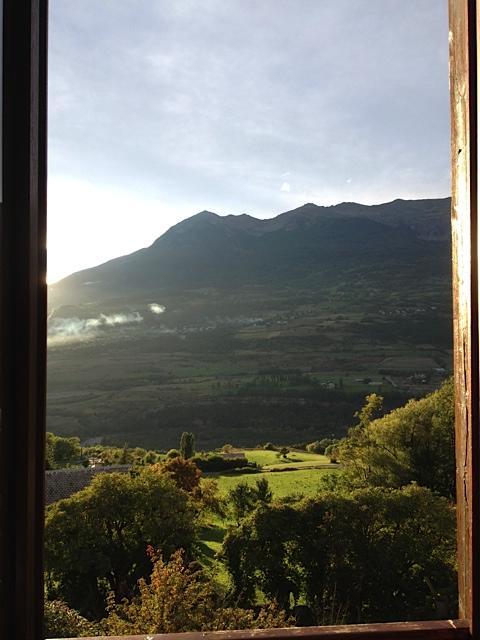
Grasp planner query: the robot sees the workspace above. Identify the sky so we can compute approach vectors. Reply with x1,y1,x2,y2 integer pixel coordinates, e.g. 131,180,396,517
48,0,450,283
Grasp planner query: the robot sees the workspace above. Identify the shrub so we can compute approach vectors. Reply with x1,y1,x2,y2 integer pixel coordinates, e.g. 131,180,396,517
263,442,277,451
324,444,338,463
232,466,260,475
191,455,258,473
100,549,291,635
306,441,324,454
44,600,97,638
166,448,181,459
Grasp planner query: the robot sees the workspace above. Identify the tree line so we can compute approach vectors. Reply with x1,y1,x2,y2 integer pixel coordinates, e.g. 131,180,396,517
44,379,457,636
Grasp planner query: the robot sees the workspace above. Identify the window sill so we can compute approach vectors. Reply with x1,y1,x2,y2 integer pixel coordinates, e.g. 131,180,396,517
51,619,470,640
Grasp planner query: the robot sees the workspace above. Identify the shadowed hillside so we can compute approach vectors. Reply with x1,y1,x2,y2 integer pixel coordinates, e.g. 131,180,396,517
47,198,452,449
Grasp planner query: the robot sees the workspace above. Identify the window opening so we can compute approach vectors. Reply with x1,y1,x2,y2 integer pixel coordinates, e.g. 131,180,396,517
19,0,472,626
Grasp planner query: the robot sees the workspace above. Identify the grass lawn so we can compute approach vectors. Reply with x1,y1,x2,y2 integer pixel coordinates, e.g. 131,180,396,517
240,448,330,468
209,467,336,499
196,518,230,587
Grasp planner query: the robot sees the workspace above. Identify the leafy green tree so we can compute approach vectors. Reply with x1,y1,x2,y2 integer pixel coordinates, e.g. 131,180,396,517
307,438,337,454
227,479,273,524
254,478,273,503
143,450,159,464
222,485,456,622
324,444,338,463
278,447,289,460
337,379,455,498
46,433,83,469
180,432,195,459
306,441,322,454
355,393,384,428
228,482,257,524
45,469,196,619
166,448,181,459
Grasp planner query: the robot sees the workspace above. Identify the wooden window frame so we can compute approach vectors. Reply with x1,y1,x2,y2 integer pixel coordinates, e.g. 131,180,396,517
0,1,478,639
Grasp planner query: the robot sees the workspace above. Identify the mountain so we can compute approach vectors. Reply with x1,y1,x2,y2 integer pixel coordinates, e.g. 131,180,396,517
49,197,451,311
47,197,453,450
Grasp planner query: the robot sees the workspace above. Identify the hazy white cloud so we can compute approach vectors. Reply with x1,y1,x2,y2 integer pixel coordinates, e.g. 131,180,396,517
149,303,166,315
48,311,143,343
281,182,291,193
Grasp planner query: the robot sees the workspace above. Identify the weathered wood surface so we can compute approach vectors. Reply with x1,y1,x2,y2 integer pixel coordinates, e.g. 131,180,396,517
0,2,476,640
0,1,48,639
54,620,470,640
449,0,480,634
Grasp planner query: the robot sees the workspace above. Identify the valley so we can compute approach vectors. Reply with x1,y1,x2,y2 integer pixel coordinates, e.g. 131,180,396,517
47,198,453,449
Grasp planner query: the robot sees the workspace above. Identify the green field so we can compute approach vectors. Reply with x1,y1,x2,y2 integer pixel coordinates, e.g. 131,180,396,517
211,467,334,498
241,449,329,468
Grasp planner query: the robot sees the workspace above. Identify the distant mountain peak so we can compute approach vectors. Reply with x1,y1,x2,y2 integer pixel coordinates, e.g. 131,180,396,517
196,210,219,217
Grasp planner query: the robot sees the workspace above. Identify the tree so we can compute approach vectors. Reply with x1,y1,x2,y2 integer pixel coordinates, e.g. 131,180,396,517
324,444,338,463
192,478,225,519
46,433,83,469
306,441,323,454
254,478,273,503
337,379,455,498
355,393,384,428
227,479,272,524
306,438,337,454
222,485,456,622
156,457,202,493
45,469,196,619
143,450,159,464
180,432,195,459
278,447,289,460
228,483,257,524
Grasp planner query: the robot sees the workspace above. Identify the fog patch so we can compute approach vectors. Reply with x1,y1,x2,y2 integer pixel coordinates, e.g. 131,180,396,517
48,311,143,344
149,303,166,315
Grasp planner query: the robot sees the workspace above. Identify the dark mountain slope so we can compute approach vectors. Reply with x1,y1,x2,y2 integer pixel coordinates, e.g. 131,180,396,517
47,197,452,449
49,198,451,311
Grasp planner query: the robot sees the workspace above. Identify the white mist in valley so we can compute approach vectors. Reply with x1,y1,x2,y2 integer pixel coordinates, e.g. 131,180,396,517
48,311,144,343
149,303,166,315
48,303,170,344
